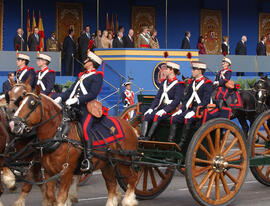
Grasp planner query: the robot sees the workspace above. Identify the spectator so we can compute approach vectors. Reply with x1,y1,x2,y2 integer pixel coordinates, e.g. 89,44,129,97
197,36,206,54
94,29,102,48
3,72,14,94
221,36,230,55
28,27,40,51
113,31,124,48
101,30,112,48
14,28,25,51
123,29,134,48
181,31,191,49
256,36,267,56
46,32,59,51
150,29,159,49
108,33,113,48
78,25,91,63
137,27,150,48
235,36,247,55
63,29,76,76
88,33,96,51
118,26,125,34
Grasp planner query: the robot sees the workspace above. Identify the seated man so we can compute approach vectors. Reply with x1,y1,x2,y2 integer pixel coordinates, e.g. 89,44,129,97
54,51,103,172
36,53,55,96
140,62,185,140
214,57,232,107
170,61,213,149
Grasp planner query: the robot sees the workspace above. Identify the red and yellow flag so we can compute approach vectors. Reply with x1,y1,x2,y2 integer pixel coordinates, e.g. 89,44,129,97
32,10,37,32
115,14,119,33
26,10,31,51
106,13,110,31
38,11,45,51
111,14,114,34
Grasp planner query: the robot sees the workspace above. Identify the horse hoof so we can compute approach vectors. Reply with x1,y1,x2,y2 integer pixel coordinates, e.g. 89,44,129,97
71,197,78,203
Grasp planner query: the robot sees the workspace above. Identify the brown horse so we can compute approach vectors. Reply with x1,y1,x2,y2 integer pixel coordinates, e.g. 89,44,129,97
6,83,82,206
8,86,139,206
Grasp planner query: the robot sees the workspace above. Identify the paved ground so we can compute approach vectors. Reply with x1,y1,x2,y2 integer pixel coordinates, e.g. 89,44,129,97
1,170,270,206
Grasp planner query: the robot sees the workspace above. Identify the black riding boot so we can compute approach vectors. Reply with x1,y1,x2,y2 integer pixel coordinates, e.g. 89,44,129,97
146,121,158,140
178,125,190,150
81,139,94,173
139,121,148,139
168,124,177,142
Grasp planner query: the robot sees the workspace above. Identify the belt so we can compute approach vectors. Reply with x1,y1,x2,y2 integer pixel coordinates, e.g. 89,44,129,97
140,44,149,48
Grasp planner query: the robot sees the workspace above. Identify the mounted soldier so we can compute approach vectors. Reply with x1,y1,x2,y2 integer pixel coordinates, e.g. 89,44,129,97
54,51,104,172
15,53,36,90
140,62,185,140
35,53,55,96
213,57,242,108
170,61,213,150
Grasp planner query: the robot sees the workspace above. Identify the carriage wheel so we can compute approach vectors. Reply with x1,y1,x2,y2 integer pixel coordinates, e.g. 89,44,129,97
78,173,91,186
119,104,139,120
248,110,270,186
117,165,175,200
185,118,248,206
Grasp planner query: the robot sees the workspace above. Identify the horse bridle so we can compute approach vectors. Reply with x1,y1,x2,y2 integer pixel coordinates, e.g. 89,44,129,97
12,92,43,130
254,80,269,104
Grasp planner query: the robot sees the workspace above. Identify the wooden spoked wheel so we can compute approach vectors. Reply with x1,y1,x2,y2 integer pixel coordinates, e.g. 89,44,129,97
248,110,270,186
185,118,248,206
120,104,139,120
117,165,175,200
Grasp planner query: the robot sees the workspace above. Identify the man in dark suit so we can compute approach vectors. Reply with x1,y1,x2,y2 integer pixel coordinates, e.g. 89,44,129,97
181,31,191,49
63,29,76,76
256,36,267,56
113,32,124,48
28,27,40,51
78,25,91,63
3,72,14,94
235,36,247,55
14,28,25,51
123,29,134,48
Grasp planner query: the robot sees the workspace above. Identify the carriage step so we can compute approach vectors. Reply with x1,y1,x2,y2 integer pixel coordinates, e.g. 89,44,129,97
138,140,182,152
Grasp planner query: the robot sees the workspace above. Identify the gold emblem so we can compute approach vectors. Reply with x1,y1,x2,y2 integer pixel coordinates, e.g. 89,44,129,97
110,126,116,134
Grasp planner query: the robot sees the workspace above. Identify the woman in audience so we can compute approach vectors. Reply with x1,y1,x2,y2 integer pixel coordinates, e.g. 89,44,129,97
197,36,206,54
150,29,159,49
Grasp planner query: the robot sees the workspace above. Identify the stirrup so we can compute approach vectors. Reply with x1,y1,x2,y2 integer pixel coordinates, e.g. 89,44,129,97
80,159,92,172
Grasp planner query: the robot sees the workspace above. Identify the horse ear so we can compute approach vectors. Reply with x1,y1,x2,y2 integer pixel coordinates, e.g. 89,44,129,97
34,85,41,96
10,78,15,87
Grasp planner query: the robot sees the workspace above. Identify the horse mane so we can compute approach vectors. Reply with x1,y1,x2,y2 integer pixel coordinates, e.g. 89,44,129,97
40,94,62,111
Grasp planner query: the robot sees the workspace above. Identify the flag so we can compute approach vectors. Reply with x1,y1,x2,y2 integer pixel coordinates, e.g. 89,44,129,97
111,14,114,34
38,10,45,51
32,10,37,32
106,13,110,30
115,14,119,33
27,10,31,51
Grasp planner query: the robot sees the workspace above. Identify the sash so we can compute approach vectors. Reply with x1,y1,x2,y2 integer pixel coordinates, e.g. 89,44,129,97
186,80,204,109
69,72,96,99
155,80,178,109
140,33,150,44
18,69,28,81
37,69,49,91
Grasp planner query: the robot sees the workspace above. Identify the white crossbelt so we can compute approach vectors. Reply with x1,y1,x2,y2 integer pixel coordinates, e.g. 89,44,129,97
124,90,134,106
155,80,178,109
220,69,228,79
186,80,204,109
140,33,150,44
69,72,96,99
18,69,28,82
37,69,49,91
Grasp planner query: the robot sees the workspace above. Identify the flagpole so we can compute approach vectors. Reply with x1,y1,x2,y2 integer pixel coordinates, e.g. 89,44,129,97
21,0,23,51
97,0,99,31
165,0,168,49
227,0,230,40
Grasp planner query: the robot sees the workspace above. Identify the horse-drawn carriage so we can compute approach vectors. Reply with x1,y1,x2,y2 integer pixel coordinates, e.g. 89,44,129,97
117,94,270,206
1,81,270,206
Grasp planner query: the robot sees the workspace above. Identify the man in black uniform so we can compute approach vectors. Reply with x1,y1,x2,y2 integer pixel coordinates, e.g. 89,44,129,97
256,36,267,56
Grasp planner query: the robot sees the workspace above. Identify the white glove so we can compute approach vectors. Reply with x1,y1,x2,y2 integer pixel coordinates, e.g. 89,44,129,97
54,97,62,104
144,108,153,115
0,94,5,100
156,109,166,117
66,97,78,106
185,111,195,119
213,81,219,86
172,109,182,116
